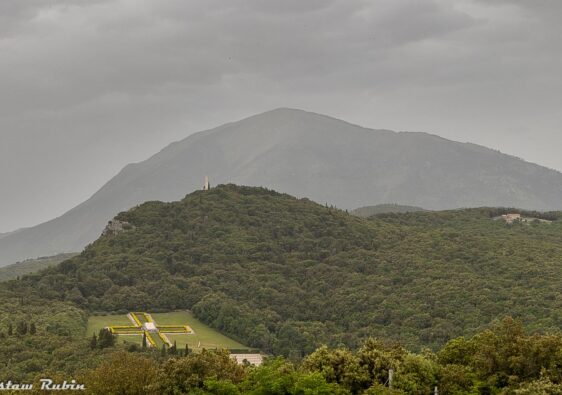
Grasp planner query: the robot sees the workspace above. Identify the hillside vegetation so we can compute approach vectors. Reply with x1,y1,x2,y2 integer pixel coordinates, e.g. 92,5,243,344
0,253,77,282
7,185,562,359
351,204,426,217
5,185,562,393
74,319,562,394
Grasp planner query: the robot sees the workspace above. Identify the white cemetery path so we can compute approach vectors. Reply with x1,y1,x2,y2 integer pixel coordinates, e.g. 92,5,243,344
110,312,196,347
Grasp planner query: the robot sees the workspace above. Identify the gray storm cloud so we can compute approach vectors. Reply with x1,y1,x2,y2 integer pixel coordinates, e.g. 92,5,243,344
0,0,561,232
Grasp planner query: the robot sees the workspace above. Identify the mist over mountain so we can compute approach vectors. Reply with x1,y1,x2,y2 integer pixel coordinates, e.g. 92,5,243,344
2,108,562,266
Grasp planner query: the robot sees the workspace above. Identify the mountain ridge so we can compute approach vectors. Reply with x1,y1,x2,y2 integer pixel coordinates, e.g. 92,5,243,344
2,107,562,266
351,204,427,217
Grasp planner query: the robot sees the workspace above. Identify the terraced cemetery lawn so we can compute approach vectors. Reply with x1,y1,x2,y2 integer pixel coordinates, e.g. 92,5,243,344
86,310,248,351
86,314,142,345
87,314,134,335
152,311,247,351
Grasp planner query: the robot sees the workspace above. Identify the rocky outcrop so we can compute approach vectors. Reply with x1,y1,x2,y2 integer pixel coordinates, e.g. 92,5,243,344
102,219,133,236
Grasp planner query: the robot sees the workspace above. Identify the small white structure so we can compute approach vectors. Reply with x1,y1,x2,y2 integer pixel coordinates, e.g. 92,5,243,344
203,176,210,191
231,354,263,366
499,213,553,225
501,213,521,223
143,322,157,332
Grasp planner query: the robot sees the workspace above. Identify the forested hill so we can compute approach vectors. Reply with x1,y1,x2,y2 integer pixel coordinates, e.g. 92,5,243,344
6,108,562,267
11,184,562,359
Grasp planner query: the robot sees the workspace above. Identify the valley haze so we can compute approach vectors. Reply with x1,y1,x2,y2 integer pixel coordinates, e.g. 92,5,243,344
2,108,562,267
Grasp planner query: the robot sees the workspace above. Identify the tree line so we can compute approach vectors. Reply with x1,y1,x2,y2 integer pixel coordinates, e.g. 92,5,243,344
81,318,562,394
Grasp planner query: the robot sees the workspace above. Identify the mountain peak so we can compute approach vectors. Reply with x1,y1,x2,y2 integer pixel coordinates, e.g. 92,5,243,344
262,107,307,115
247,107,334,123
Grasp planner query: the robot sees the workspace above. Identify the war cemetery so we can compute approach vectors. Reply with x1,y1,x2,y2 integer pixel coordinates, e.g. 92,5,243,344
87,310,257,356
105,311,191,348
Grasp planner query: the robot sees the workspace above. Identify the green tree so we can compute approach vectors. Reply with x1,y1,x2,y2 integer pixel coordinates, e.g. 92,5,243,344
153,349,244,394
357,338,403,387
514,376,562,395
241,358,296,395
393,353,438,395
302,346,369,393
90,332,98,350
293,372,345,395
84,351,157,395
16,321,28,336
97,328,115,349
204,378,241,395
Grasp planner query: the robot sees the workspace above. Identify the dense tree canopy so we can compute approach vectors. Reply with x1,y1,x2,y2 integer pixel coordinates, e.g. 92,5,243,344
79,320,562,394
2,184,562,390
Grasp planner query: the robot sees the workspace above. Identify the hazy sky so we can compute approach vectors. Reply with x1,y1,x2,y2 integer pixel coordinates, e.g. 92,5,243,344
1,0,561,233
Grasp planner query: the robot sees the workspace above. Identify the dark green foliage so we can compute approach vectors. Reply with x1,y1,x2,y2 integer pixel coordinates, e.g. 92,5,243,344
4,185,562,384
0,291,105,381
15,320,28,335
437,317,562,392
0,253,78,282
10,185,562,357
97,328,116,349
150,349,245,394
82,322,562,394
90,332,98,350
169,340,177,355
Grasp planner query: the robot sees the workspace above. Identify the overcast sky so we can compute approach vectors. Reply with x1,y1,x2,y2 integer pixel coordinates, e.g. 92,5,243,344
0,0,561,233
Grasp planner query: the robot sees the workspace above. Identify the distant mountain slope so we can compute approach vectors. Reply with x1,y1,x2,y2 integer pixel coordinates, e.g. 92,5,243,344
351,204,426,217
3,108,562,265
0,229,22,240
0,253,77,282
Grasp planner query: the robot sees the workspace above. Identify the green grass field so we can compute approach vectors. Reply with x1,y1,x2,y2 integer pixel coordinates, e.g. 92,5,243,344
87,311,247,351
86,314,143,346
152,311,246,351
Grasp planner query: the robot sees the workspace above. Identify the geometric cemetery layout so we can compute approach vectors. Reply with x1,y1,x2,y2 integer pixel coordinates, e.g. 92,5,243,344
107,312,193,348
